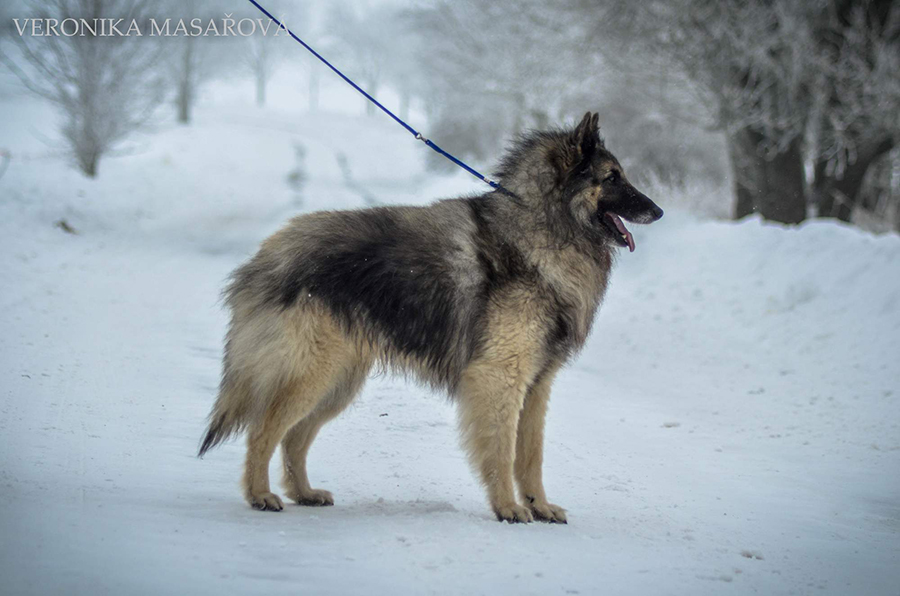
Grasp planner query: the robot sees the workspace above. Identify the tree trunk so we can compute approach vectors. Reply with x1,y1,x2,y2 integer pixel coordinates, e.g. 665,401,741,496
256,72,266,107
308,68,319,113
177,38,194,124
80,153,98,178
531,109,550,130
728,128,807,224
728,128,763,219
365,82,378,116
813,137,894,222
177,81,191,124
511,92,527,134
758,137,806,224
399,92,410,121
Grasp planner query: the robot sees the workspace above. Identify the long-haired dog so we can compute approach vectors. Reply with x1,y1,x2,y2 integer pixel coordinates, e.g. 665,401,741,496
199,112,663,523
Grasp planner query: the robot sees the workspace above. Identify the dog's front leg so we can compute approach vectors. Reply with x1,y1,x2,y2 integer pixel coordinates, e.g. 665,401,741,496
458,358,533,523
515,364,567,523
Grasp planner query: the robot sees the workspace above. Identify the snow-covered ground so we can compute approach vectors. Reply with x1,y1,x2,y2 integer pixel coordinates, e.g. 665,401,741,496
1,67,899,596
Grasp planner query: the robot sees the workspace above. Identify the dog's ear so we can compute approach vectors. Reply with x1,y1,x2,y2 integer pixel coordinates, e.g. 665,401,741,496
575,112,600,157
551,112,601,182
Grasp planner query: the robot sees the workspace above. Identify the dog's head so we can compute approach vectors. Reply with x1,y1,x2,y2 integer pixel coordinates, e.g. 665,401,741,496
497,112,663,252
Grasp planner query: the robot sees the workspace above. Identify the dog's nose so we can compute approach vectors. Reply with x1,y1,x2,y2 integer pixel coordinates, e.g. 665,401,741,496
651,205,664,221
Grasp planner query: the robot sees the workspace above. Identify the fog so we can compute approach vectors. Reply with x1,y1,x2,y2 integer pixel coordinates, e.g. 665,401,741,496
1,1,898,595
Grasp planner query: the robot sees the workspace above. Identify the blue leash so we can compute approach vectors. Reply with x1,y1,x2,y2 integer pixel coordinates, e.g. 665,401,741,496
246,0,519,200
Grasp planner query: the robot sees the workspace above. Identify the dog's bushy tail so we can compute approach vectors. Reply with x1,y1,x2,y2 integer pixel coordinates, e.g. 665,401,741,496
198,413,231,457
198,375,250,457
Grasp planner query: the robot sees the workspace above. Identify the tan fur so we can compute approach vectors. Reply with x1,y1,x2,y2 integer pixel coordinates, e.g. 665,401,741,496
515,362,566,522
280,357,370,506
219,284,572,521
456,286,547,522
222,304,368,510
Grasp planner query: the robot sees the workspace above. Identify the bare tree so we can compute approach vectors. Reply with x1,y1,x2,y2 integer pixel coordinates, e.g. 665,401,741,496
308,63,319,113
173,35,199,123
160,0,231,124
404,0,586,170
323,4,392,116
245,31,276,107
240,0,304,108
376,8,421,121
1,0,164,177
162,0,204,124
400,0,727,186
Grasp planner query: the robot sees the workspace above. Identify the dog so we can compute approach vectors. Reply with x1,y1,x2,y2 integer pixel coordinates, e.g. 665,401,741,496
199,112,663,523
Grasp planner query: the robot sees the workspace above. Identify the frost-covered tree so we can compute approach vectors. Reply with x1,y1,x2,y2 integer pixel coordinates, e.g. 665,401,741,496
1,0,164,177
244,27,278,107
160,0,218,124
405,0,585,171
401,0,721,187
581,0,820,223
579,0,899,225
377,8,424,122
322,4,392,116
810,0,899,221
171,34,200,123
239,0,304,108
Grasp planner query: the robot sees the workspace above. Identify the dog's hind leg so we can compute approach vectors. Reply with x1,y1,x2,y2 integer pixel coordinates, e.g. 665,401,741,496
281,355,371,506
243,372,337,511
515,363,567,523
242,312,359,512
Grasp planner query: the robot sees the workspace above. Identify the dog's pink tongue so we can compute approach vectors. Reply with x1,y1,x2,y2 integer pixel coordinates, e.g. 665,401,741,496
624,229,635,252
607,213,636,253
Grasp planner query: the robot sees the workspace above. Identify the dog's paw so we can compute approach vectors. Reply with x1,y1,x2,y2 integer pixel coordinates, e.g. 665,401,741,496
530,501,567,524
291,488,334,507
248,491,284,512
494,503,534,524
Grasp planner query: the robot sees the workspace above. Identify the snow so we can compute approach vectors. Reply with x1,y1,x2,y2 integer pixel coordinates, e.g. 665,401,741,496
1,66,899,596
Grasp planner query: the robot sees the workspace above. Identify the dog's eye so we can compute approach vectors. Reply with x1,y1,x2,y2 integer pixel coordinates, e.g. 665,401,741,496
603,172,619,184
